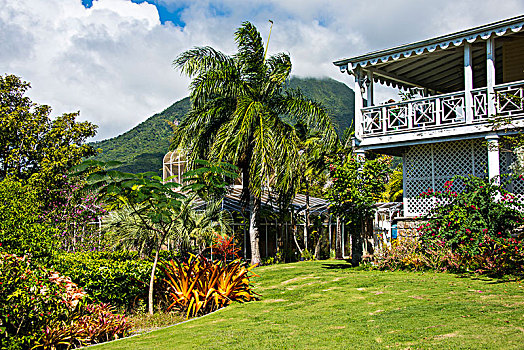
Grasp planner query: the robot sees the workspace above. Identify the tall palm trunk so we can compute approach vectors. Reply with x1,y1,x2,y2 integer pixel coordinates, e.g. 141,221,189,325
249,195,261,265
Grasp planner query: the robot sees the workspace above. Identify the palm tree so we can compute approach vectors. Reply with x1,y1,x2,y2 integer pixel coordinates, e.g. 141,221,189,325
172,21,336,265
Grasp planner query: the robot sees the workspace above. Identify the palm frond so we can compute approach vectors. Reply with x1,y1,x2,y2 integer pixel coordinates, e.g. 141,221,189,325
174,46,235,77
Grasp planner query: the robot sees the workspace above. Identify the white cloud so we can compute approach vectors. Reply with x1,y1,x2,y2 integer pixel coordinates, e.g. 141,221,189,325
1,0,523,140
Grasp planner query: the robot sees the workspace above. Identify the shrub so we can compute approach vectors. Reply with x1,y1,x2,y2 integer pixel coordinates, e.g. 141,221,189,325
470,236,524,276
374,236,524,277
0,253,131,349
0,253,70,350
0,178,58,263
52,252,153,309
33,303,132,349
162,255,258,318
418,175,524,257
375,239,426,271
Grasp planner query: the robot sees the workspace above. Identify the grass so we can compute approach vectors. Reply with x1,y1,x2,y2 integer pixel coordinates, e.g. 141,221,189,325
93,260,524,349
128,311,185,334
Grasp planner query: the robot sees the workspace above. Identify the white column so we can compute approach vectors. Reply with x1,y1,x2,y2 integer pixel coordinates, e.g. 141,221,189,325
366,71,374,107
464,43,473,123
487,37,496,118
353,68,364,142
486,134,500,185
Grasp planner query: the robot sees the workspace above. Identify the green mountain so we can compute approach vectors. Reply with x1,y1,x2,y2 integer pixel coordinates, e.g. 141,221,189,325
92,77,355,174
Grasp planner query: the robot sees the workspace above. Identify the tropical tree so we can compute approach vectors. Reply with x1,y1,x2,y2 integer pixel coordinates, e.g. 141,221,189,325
0,74,97,194
327,151,391,265
172,21,337,264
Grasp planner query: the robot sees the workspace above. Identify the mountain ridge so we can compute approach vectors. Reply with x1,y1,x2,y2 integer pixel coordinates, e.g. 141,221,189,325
92,77,355,174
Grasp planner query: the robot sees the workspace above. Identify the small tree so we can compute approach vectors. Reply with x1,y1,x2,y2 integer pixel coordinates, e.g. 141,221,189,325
327,151,390,265
73,159,236,315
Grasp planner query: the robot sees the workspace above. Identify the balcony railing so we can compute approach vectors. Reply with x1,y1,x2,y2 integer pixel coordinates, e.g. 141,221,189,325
360,80,524,137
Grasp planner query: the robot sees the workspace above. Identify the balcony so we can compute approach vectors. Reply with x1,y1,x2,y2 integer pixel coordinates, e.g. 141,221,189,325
356,80,524,149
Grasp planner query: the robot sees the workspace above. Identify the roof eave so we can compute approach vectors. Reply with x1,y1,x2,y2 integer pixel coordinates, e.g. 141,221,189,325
333,14,524,68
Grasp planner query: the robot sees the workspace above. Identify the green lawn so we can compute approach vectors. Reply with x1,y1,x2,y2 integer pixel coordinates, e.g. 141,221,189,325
93,261,524,349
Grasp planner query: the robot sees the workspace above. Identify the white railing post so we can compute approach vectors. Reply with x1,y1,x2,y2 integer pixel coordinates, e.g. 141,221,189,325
382,106,387,133
487,37,496,118
435,97,441,126
464,43,473,123
407,104,413,129
486,134,500,186
353,68,364,142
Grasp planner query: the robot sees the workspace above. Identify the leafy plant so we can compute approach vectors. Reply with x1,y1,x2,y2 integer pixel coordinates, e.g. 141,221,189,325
211,232,240,262
162,255,258,318
300,249,315,261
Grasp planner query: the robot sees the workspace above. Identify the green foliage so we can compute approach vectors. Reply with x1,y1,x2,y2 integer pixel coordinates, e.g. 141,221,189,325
52,252,153,309
285,77,355,136
0,253,131,350
0,177,58,263
381,163,403,202
181,159,239,200
300,249,315,261
0,74,97,195
327,152,391,223
0,254,70,350
418,175,524,256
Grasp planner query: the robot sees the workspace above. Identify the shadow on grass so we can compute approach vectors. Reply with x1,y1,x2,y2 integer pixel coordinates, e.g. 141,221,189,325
455,274,520,284
321,260,354,270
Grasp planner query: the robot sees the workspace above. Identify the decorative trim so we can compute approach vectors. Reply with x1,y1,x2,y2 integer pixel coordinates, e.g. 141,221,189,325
333,16,524,70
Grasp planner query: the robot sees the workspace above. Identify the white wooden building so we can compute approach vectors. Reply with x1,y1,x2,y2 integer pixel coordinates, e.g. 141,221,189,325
334,15,524,217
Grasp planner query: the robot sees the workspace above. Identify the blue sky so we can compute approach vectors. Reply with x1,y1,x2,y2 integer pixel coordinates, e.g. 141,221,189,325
82,0,188,26
2,0,524,140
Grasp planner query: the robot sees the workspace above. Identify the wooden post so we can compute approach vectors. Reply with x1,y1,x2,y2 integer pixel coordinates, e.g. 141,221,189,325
366,71,374,107
487,37,496,118
464,43,473,123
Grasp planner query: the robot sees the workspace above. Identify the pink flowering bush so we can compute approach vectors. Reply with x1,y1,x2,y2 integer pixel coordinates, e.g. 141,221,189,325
41,180,107,252
418,175,524,258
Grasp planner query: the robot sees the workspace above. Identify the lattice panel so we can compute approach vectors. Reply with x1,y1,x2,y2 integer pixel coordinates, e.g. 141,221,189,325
500,149,524,200
404,139,488,216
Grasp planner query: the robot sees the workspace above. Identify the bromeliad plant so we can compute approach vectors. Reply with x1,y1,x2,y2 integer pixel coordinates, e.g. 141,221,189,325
162,255,258,318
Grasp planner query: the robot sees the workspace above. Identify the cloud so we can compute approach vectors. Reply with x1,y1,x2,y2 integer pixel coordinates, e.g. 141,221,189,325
1,0,523,140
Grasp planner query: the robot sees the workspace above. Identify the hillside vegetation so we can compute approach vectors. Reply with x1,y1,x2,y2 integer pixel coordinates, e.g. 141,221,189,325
92,77,354,174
